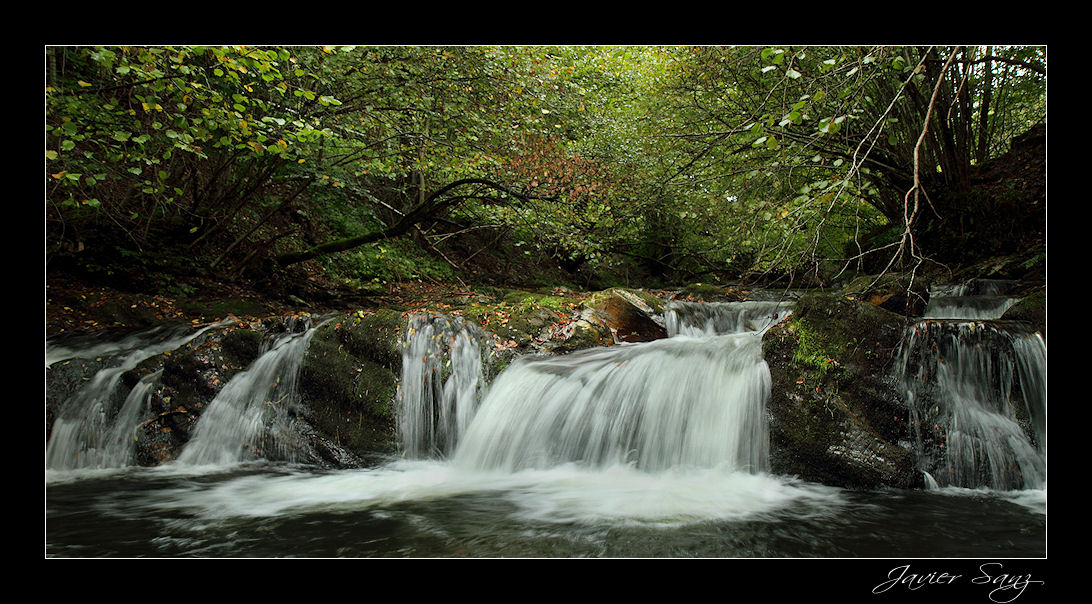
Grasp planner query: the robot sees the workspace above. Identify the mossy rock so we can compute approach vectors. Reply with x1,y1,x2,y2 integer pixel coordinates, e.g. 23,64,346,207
298,321,400,455
547,314,613,354
457,294,577,350
1002,290,1046,339
676,282,746,302
843,271,934,317
581,288,667,343
330,308,407,372
219,328,264,368
762,292,917,489
176,297,271,320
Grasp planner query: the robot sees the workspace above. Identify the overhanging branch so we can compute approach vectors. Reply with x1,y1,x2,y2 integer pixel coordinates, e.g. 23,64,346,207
274,177,528,267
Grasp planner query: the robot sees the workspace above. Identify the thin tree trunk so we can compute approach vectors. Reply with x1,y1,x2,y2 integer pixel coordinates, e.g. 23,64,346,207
211,177,313,268
976,47,994,163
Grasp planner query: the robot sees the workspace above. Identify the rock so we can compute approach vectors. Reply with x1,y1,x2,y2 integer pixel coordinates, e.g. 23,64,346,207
843,271,933,317
582,288,668,343
548,310,614,353
1001,290,1046,340
762,292,919,489
675,282,746,302
298,320,400,457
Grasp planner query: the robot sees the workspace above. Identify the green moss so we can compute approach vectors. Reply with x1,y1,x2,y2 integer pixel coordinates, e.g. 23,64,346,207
299,321,400,454
1002,290,1046,337
323,237,456,286
679,282,727,300
177,298,270,319
790,317,843,376
220,328,263,367
340,308,406,371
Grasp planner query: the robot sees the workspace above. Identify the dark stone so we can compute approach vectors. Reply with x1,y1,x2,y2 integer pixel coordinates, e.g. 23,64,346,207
1002,290,1046,341
762,292,919,489
298,321,400,457
583,288,667,343
843,272,933,318
220,328,264,367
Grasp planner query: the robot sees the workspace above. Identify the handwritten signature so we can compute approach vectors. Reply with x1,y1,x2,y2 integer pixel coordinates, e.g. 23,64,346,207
873,563,1044,603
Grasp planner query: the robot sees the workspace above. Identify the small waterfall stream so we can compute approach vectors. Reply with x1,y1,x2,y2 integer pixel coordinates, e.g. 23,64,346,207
175,320,322,466
895,282,1046,491
398,299,794,476
46,322,227,470
45,293,1047,558
396,315,486,459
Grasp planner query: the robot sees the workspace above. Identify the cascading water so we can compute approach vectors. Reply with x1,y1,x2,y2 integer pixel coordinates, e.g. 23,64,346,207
46,294,1046,558
399,300,792,477
450,332,772,473
176,319,322,466
895,283,1046,491
396,314,487,459
665,299,794,337
46,322,227,470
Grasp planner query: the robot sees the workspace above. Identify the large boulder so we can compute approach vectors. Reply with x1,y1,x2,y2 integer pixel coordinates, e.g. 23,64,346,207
1001,290,1046,340
298,315,401,460
843,271,935,318
762,292,919,489
581,288,668,343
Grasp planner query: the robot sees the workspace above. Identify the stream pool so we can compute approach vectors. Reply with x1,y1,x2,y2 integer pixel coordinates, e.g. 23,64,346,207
46,459,1045,559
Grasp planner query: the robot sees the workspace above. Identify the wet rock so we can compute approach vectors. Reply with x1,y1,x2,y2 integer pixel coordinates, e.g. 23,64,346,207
548,310,614,353
843,271,933,317
582,288,668,343
762,292,919,489
674,282,746,302
1001,290,1046,340
298,320,400,457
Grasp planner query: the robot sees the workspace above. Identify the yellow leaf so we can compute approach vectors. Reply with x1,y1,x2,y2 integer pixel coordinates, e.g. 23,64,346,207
77,80,92,87
51,171,67,180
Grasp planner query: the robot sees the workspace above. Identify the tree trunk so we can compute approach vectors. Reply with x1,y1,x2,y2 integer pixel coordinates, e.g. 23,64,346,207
275,178,528,267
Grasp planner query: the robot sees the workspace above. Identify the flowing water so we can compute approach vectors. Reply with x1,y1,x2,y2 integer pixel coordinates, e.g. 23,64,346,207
46,321,229,470
897,283,1046,491
176,321,322,466
45,295,1046,558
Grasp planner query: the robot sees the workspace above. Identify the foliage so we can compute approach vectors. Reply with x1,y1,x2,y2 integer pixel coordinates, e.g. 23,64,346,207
642,45,1045,279
46,45,1045,293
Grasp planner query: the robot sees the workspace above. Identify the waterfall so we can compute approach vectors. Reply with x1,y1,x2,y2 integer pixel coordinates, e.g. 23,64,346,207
396,314,486,459
450,332,772,473
923,295,1020,320
666,300,793,337
923,279,1025,320
397,300,789,476
46,322,227,470
896,283,1045,491
176,321,321,466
